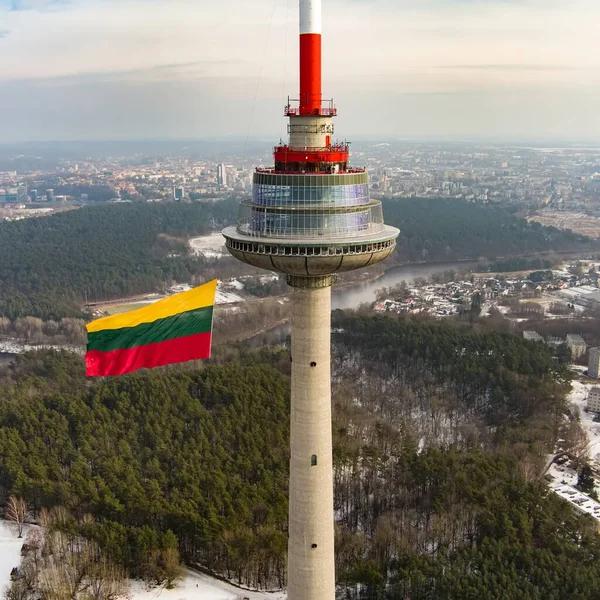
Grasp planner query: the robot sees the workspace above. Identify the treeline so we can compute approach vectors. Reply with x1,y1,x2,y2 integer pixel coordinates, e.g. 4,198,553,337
50,183,116,202
382,198,593,263
485,256,555,272
0,316,86,345
0,200,238,321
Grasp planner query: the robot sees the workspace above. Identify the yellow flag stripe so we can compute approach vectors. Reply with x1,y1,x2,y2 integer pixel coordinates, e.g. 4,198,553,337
86,279,218,333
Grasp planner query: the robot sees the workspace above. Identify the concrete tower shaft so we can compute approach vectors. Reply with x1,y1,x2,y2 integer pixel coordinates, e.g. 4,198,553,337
222,2,399,600
287,279,335,600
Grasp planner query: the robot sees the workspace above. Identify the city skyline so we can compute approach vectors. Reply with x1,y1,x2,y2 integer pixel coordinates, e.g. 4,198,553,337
0,0,599,142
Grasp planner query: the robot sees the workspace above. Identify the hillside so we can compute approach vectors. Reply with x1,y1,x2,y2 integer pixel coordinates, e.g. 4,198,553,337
382,197,593,263
0,200,238,320
1,317,600,598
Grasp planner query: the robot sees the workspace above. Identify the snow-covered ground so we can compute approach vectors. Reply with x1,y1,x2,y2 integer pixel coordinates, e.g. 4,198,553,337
1,519,284,600
228,279,245,291
549,482,600,520
130,569,285,600
547,374,600,518
170,283,243,305
549,462,578,488
0,339,83,356
479,302,491,317
568,379,600,463
0,520,27,592
216,289,244,305
189,235,227,259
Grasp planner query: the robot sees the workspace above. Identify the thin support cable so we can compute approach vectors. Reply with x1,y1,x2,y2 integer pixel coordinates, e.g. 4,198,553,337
245,0,278,156
280,0,290,142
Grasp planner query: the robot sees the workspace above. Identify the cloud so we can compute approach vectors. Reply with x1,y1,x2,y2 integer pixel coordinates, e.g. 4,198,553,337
0,0,598,140
0,30,9,37
2,59,251,87
9,0,70,11
435,64,579,71
1,75,599,143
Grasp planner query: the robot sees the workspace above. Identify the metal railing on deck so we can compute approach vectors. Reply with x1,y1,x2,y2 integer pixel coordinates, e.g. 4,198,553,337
236,218,386,240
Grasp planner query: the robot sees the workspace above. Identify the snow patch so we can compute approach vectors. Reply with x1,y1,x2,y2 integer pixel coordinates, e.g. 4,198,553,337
1,520,284,600
216,288,244,305
568,378,600,463
227,279,245,291
259,275,279,284
189,234,227,259
0,520,28,592
0,339,83,356
130,569,285,600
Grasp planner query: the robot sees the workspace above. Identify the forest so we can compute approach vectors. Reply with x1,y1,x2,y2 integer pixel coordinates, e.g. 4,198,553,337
0,200,239,321
382,197,593,264
1,313,599,599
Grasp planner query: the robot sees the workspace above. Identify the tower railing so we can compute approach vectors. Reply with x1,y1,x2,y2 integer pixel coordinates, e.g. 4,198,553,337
235,199,386,239
285,97,337,117
236,218,386,239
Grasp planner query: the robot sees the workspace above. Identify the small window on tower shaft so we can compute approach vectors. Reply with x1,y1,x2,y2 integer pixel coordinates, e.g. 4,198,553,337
311,455,317,466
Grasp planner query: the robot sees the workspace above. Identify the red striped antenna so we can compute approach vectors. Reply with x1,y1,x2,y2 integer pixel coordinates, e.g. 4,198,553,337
299,0,322,115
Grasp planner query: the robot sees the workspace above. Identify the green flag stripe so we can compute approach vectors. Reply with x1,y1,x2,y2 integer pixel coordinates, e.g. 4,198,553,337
87,306,214,352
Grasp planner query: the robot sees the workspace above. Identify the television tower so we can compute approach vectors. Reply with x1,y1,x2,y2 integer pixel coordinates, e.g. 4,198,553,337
222,1,399,598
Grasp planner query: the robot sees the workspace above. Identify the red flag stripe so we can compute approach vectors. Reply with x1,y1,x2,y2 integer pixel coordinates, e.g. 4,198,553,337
85,331,212,377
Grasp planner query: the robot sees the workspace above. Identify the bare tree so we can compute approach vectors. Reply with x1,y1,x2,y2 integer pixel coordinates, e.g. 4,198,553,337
0,316,11,334
4,577,30,600
85,560,129,600
7,510,129,600
6,496,28,538
146,547,183,588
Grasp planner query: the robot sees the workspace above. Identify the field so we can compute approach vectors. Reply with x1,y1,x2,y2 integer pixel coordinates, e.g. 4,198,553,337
189,234,227,259
529,211,600,239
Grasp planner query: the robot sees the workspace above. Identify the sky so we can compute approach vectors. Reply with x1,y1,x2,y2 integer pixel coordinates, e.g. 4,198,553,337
0,0,599,142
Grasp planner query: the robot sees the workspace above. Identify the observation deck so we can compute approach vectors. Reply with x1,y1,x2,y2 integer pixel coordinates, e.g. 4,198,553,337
222,168,399,278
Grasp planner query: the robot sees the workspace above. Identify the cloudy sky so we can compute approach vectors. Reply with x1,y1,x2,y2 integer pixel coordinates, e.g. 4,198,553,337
0,0,598,142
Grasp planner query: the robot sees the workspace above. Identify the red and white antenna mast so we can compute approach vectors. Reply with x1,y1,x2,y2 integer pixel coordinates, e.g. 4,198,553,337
277,0,345,171
299,0,322,115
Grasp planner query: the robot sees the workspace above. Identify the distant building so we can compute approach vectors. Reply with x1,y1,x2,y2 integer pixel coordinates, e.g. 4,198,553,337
587,388,600,413
217,163,227,187
589,347,600,379
17,184,27,203
559,286,600,310
566,334,587,359
46,189,54,202
523,331,544,343
30,189,38,202
174,187,185,201
1,189,18,203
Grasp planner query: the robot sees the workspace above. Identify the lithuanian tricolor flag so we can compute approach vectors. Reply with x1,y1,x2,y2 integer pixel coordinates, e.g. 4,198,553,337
85,279,217,377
